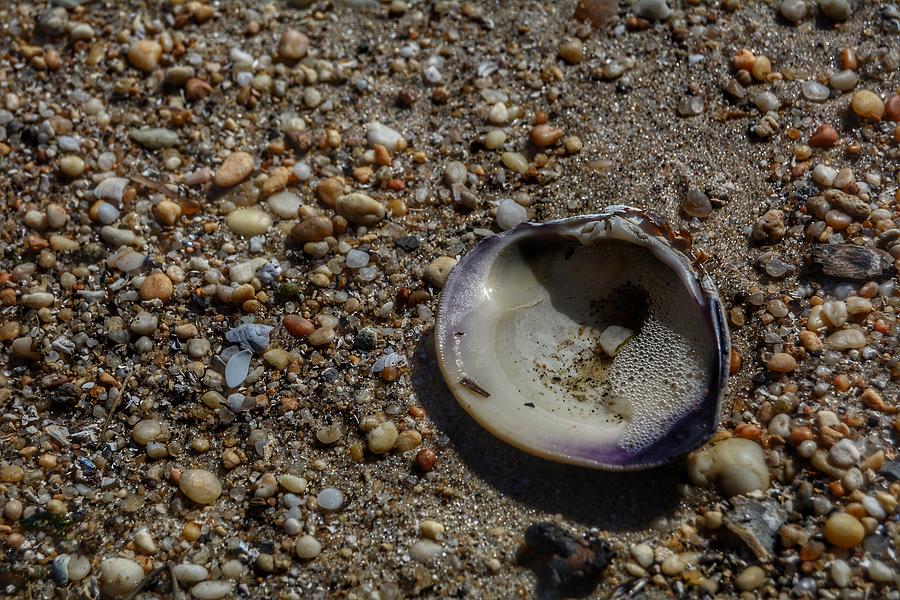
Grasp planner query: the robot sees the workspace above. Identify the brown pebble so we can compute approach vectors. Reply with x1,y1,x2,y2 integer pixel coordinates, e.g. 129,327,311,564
291,216,333,243
185,77,213,101
139,272,174,302
767,352,797,373
799,330,823,352
316,178,344,206
128,39,162,73
809,124,839,148
885,95,900,122
278,29,309,61
530,124,564,148
214,151,255,188
850,90,884,120
283,314,315,339
416,448,436,471
682,189,713,218
153,199,182,226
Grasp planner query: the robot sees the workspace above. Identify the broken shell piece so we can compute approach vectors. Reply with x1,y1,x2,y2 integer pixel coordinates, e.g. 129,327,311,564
434,207,730,470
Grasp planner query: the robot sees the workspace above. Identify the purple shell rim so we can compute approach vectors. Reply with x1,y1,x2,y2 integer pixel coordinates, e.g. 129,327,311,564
434,207,731,471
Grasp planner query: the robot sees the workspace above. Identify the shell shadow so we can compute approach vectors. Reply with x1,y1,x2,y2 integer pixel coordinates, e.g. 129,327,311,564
411,335,684,531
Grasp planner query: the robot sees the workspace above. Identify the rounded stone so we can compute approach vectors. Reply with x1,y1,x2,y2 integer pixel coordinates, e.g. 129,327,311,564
736,565,766,591
226,208,273,237
214,152,255,188
99,557,144,598
335,193,386,225
367,421,399,454
823,512,865,548
139,273,174,302
851,90,884,120
132,419,162,446
278,29,309,61
179,468,222,505
767,352,797,373
424,256,457,288
295,535,321,559
128,39,162,73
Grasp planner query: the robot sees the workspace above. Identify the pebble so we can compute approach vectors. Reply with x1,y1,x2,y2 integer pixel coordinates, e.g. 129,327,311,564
215,151,255,188
829,69,858,92
59,155,85,178
828,439,860,467
630,543,654,568
751,209,786,242
558,39,584,64
501,151,528,174
779,0,807,22
420,520,445,540
485,129,507,150
291,216,333,242
809,124,838,147
410,540,443,563
867,559,893,583
179,468,222,505
819,0,851,22
295,535,322,559
682,189,712,218
336,193,386,225
531,124,564,147
754,90,781,112
851,90,884,120
128,39,162,72
191,581,235,600
139,272,174,302
267,191,302,218
634,0,672,20
424,256,457,288
99,557,144,598
278,474,308,494
496,199,527,231
283,314,315,338
22,292,55,309
131,128,180,149
226,208,273,237
367,122,405,152
813,168,843,192
736,565,766,591
488,102,509,125
132,419,162,445
346,249,370,268
316,488,344,510
825,328,866,350
823,512,864,548
278,29,309,61
173,564,209,584
767,352,797,373
831,559,851,587
687,438,770,496
801,81,830,102
660,554,685,576
367,421,398,454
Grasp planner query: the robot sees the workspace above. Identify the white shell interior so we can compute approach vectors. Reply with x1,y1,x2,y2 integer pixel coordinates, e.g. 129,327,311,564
436,215,722,468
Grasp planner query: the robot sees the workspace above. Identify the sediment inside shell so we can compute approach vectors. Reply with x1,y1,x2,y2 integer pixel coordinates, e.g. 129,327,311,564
435,209,729,470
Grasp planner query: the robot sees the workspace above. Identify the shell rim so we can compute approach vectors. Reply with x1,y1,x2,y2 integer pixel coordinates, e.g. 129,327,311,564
433,208,731,471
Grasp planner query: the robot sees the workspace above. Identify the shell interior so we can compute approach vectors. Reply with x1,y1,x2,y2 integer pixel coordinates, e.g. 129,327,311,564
435,208,729,470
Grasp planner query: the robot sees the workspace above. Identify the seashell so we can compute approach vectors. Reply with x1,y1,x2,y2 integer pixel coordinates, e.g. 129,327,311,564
434,206,730,470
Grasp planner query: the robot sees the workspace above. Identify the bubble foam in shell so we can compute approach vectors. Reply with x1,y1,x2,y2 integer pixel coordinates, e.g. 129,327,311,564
434,207,730,471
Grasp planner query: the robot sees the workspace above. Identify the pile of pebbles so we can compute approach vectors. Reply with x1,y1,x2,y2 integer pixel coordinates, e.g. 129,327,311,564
0,1,898,598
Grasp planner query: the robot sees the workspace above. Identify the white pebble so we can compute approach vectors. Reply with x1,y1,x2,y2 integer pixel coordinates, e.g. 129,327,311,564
191,580,235,600
316,487,344,510
495,199,527,231
410,540,443,563
295,535,322,559
99,557,144,598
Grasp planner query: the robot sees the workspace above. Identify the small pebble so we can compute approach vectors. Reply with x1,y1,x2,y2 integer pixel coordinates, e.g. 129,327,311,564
128,39,162,73
424,256,457,288
295,535,322,559
179,468,222,505
215,151,255,188
496,199,527,231
735,565,766,591
851,90,884,120
823,512,864,548
99,557,144,598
